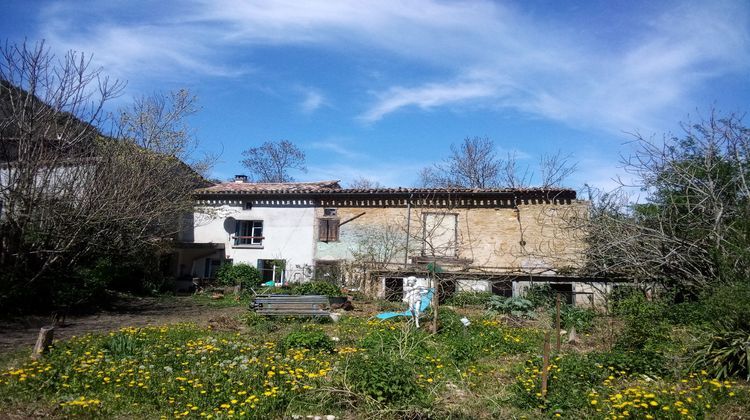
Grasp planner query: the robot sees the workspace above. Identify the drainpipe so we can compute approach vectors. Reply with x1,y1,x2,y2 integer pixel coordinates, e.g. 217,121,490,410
404,193,413,266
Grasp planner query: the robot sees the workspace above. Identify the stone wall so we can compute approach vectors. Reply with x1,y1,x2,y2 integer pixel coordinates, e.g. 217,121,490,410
314,201,588,273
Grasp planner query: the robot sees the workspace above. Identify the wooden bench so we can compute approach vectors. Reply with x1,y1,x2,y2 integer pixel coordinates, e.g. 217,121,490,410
251,295,331,317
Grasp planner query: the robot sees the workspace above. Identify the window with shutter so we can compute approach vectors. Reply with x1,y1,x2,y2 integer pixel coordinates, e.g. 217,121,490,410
318,218,340,242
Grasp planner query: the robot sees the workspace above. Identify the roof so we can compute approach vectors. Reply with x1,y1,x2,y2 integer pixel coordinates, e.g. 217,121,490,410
197,180,343,194
195,180,576,200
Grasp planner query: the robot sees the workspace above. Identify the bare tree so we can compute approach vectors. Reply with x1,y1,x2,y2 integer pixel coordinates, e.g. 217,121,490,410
348,176,383,189
0,40,209,312
420,137,576,189
420,136,501,188
240,140,306,182
582,112,750,295
499,151,531,188
539,151,577,188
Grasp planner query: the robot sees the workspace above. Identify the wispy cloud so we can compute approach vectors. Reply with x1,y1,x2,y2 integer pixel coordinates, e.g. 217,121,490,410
35,0,750,133
298,88,327,113
306,161,416,188
308,140,363,160
359,80,500,123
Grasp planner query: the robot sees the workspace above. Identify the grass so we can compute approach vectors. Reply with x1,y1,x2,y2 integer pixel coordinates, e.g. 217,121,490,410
1,302,748,419
190,293,251,308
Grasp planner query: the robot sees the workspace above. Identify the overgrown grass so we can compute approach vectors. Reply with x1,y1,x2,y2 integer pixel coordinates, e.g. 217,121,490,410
191,293,251,308
1,300,748,419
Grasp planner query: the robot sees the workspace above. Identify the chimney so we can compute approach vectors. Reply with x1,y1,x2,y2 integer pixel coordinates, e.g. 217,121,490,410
234,174,248,183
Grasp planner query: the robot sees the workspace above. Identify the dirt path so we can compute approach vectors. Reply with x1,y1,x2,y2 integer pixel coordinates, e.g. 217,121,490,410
0,296,245,355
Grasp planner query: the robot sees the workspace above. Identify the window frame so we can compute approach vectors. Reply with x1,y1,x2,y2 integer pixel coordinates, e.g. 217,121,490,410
234,220,264,247
421,212,458,257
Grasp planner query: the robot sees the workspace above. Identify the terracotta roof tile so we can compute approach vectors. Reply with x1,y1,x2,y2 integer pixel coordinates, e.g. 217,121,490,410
197,180,342,194
196,181,576,198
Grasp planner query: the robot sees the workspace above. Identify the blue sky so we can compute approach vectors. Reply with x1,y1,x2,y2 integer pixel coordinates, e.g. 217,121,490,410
3,0,749,192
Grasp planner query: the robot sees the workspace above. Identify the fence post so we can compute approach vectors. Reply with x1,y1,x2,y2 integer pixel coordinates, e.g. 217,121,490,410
555,293,562,353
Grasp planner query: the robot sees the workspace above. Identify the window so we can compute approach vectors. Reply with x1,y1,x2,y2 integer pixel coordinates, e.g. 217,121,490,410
318,218,340,242
324,208,337,217
244,201,253,210
314,260,342,283
235,220,264,246
422,213,457,257
258,259,285,282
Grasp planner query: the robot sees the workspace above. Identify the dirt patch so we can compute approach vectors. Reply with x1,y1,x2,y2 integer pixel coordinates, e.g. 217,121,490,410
0,296,245,355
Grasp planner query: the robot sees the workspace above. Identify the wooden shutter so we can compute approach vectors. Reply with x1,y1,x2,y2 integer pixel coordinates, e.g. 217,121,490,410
318,218,340,242
318,219,329,241
328,219,339,241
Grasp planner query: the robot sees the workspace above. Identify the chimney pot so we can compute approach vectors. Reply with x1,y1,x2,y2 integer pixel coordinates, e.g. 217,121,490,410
234,174,248,183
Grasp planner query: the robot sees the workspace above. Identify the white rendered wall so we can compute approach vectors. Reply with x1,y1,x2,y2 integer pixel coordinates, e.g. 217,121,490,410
193,203,316,277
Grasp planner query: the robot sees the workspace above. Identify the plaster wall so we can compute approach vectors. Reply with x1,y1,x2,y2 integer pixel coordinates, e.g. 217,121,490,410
193,203,316,275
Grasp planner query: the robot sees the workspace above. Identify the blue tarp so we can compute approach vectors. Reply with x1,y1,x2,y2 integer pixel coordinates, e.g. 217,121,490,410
375,288,434,320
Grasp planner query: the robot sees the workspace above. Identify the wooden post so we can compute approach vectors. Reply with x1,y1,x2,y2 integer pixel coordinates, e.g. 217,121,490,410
555,293,561,353
32,326,55,360
541,331,550,399
431,272,439,334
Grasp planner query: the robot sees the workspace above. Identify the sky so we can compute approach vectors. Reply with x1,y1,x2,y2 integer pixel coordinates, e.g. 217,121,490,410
2,0,749,193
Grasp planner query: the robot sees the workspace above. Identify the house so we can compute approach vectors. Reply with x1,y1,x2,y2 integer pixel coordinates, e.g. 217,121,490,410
181,176,612,306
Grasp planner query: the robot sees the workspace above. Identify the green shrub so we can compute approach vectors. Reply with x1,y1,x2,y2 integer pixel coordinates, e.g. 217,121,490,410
443,291,493,307
704,282,750,331
589,349,667,376
486,296,536,319
559,305,596,333
612,292,671,354
345,352,426,405
216,263,262,289
436,308,464,335
359,323,431,358
282,329,334,352
525,283,555,308
240,311,276,333
693,328,750,380
293,280,342,296
102,333,141,358
691,282,750,380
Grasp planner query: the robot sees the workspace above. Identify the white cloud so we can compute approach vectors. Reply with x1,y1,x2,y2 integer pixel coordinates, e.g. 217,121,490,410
35,0,750,133
308,140,363,159
359,80,500,123
299,88,327,113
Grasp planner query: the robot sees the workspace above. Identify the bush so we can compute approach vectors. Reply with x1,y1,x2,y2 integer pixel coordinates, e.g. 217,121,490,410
525,283,555,308
240,311,277,333
282,329,334,353
704,282,750,331
346,352,426,405
612,292,671,353
691,282,750,380
443,291,493,307
559,305,596,333
359,323,431,358
216,263,262,289
486,296,536,319
589,349,667,376
293,280,342,296
693,328,750,380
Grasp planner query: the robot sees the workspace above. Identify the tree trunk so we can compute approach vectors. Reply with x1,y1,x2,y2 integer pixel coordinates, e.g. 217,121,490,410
32,326,55,359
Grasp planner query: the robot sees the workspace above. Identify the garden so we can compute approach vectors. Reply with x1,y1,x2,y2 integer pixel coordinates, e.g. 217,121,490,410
1,280,749,419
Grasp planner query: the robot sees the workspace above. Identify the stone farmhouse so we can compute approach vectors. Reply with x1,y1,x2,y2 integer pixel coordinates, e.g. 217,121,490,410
176,176,609,306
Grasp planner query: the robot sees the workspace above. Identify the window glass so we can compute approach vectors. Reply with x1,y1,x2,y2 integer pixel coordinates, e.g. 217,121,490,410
235,220,263,245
